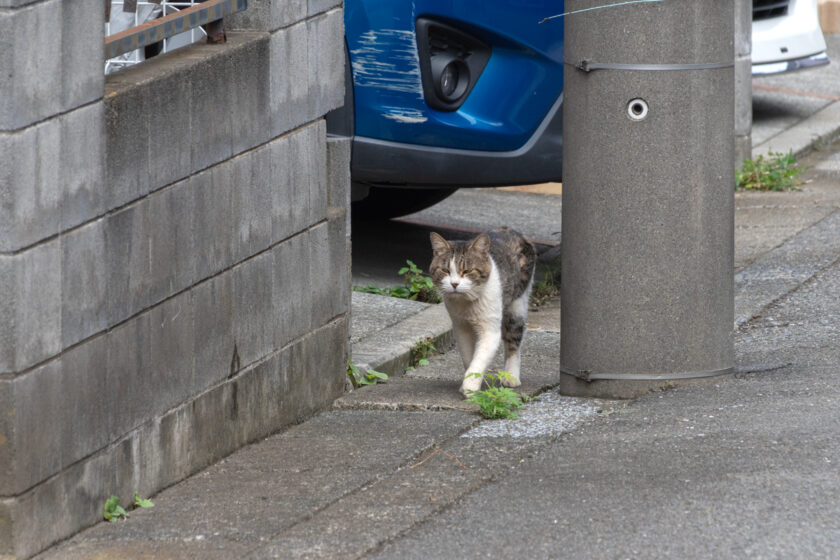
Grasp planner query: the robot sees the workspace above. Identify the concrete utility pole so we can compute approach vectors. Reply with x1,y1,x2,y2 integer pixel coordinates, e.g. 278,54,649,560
560,0,735,398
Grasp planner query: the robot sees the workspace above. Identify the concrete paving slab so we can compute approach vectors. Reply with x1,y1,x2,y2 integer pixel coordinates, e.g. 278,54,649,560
40,410,478,560
372,362,840,559
350,298,452,378
350,291,430,345
754,100,840,158
735,208,840,327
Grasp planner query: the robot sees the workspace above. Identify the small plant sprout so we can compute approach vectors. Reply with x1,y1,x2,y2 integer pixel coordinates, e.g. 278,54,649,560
134,493,154,508
399,260,441,303
103,496,129,522
353,260,441,304
464,371,524,420
347,360,389,389
410,337,437,368
736,151,804,192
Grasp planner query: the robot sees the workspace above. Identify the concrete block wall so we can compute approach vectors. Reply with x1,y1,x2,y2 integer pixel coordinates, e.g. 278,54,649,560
0,2,348,558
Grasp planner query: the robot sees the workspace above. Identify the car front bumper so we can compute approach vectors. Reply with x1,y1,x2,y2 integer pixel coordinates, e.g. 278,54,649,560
752,50,830,75
351,94,564,188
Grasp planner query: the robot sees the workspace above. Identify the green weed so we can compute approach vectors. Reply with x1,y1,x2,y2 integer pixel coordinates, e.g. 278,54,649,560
353,260,440,304
399,260,440,303
464,371,524,420
103,493,155,523
134,493,154,509
347,360,388,389
409,337,437,368
736,151,804,191
103,496,129,522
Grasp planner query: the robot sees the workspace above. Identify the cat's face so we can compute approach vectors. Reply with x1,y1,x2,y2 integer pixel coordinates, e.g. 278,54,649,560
429,232,492,297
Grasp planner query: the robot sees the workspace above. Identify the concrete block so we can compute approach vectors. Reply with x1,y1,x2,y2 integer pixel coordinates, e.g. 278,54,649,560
0,0,103,131
61,218,108,349
149,291,196,414
308,9,346,119
308,221,346,328
0,431,128,560
309,120,329,225
104,74,151,210
0,334,109,497
144,60,193,192
105,312,152,442
309,0,343,17
288,317,348,413
189,51,234,174
289,124,316,231
228,33,272,155
0,121,61,252
193,164,235,281
308,224,338,326
0,102,103,251
0,3,61,131
146,182,196,305
59,100,105,231
274,232,312,348
193,273,235,390
53,336,110,480
231,148,274,265
60,0,105,113
270,21,312,136
0,239,62,374
104,202,149,326
226,0,306,32
326,135,351,213
0,362,62,496
269,134,298,242
233,252,275,369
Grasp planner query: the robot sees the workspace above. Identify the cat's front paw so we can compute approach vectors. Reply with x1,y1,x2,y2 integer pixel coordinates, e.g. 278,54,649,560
459,374,483,397
500,374,521,388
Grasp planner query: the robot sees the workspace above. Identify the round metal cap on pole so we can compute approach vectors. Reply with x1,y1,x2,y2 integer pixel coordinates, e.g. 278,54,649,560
559,0,735,398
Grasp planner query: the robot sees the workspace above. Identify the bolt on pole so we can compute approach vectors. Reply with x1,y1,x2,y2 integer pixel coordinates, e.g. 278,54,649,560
560,0,735,398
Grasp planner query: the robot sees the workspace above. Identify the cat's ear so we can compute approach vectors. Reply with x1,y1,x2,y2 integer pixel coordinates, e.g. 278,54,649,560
429,232,451,256
468,233,490,255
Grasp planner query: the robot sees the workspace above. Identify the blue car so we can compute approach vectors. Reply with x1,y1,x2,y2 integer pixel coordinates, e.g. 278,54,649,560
327,1,566,218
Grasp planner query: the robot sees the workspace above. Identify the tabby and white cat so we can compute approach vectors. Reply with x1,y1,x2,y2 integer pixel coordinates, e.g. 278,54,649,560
429,227,537,396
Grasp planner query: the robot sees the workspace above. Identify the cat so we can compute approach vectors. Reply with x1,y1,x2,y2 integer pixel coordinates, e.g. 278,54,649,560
429,227,537,396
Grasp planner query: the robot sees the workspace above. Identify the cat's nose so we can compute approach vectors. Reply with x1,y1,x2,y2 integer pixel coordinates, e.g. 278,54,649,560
450,281,459,290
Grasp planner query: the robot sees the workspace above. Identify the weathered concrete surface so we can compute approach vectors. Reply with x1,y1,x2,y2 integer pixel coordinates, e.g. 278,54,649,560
372,262,840,560
349,295,453,379
1,8,348,558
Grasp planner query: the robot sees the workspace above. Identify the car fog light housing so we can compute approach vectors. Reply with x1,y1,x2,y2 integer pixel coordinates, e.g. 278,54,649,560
431,57,470,103
416,18,489,112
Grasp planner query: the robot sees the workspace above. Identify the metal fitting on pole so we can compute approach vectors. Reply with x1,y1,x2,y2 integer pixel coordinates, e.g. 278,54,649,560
560,0,735,398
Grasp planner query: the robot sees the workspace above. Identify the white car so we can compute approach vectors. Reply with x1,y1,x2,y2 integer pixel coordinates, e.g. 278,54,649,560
752,0,829,75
